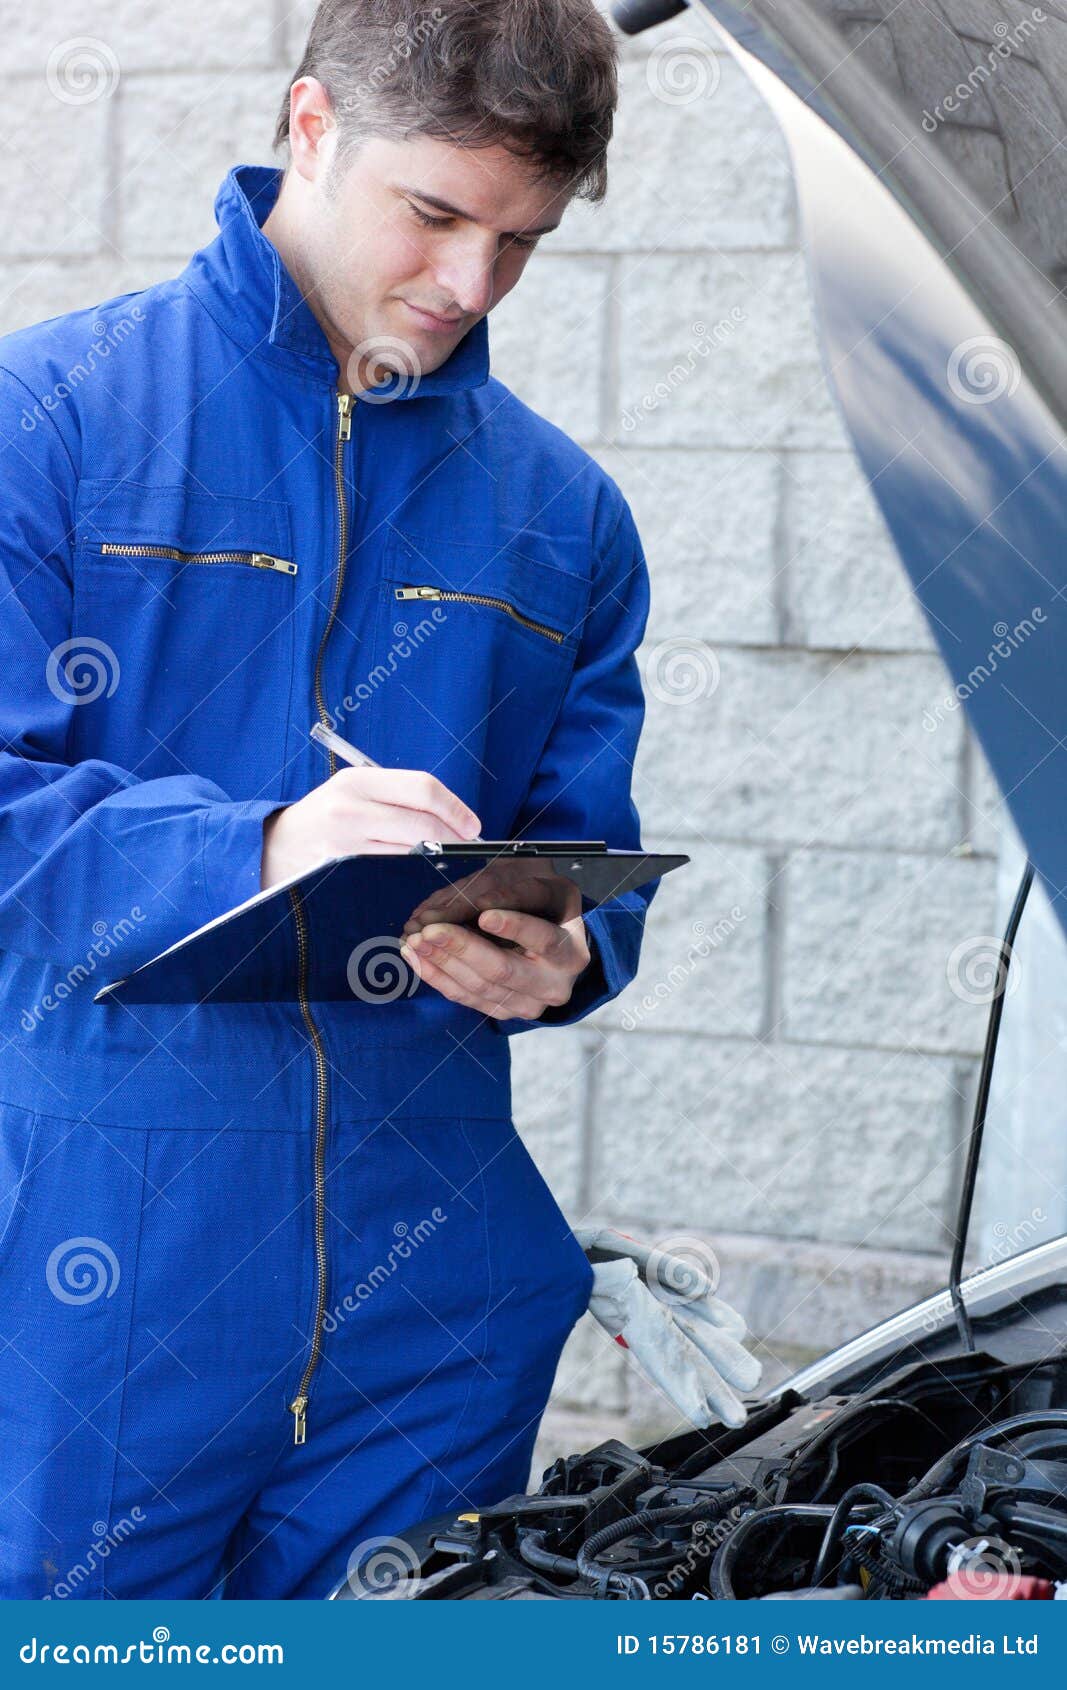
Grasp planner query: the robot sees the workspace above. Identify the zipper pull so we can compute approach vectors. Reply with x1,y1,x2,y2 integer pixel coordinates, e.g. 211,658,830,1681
251,554,298,575
338,393,353,442
290,1396,308,1445
395,586,442,601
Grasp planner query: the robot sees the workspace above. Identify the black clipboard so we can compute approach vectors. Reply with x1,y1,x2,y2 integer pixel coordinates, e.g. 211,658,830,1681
94,841,689,1005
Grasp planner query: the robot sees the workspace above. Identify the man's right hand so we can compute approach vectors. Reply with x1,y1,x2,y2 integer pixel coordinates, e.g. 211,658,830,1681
260,767,482,890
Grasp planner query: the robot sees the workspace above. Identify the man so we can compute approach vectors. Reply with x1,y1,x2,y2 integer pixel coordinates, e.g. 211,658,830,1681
0,0,754,1600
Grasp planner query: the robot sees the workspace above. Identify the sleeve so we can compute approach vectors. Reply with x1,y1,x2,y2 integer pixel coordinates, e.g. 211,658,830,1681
0,365,279,969
491,491,658,1036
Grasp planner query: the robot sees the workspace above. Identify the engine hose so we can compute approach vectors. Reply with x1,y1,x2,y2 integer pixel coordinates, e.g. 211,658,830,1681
1007,1429,1067,1460
710,1504,834,1600
517,1530,579,1578
576,1503,709,1588
779,1399,943,1499
904,1412,1067,1503
811,1485,897,1588
850,1536,926,1598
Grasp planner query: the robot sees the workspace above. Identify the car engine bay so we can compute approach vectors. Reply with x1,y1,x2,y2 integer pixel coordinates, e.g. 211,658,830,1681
332,861,1067,1604
337,1326,1067,1600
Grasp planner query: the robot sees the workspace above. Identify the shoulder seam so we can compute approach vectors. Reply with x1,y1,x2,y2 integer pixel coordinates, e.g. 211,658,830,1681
0,364,78,480
595,486,631,575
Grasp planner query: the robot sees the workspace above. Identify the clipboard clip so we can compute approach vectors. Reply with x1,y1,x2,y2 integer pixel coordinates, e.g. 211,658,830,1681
412,839,608,857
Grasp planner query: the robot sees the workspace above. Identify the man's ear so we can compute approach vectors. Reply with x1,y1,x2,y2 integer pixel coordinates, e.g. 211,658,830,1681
285,76,338,185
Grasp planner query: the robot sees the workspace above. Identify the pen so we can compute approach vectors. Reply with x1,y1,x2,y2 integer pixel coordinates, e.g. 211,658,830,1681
310,720,379,771
309,722,484,843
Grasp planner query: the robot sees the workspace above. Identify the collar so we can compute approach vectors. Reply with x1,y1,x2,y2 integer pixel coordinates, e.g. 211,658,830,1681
181,163,491,397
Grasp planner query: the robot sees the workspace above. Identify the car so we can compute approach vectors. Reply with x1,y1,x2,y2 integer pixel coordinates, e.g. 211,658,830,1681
330,0,1067,1599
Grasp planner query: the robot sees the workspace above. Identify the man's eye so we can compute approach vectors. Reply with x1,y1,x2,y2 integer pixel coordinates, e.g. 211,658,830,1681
410,206,451,230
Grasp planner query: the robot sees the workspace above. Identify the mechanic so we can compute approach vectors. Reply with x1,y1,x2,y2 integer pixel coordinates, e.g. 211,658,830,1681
0,0,758,1600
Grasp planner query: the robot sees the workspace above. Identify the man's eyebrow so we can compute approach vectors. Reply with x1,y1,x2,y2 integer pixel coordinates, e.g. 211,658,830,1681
396,185,561,238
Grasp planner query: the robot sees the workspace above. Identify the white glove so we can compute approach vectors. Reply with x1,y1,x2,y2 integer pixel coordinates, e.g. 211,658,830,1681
574,1226,762,1430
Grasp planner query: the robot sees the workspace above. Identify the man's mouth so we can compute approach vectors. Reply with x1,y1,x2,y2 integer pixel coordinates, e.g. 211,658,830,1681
401,301,465,333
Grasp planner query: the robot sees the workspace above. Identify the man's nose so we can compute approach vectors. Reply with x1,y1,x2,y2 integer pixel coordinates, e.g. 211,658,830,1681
433,242,496,318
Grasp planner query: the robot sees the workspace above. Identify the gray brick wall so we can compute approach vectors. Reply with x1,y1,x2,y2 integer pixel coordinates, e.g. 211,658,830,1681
498,18,1007,1462
0,5,1006,1471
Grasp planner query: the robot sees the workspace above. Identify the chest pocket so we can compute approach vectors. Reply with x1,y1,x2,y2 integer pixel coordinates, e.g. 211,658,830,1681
70,478,297,796
364,534,591,835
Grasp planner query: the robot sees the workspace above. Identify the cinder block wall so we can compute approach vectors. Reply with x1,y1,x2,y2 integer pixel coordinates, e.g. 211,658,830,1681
498,15,1007,1457
0,5,1004,1462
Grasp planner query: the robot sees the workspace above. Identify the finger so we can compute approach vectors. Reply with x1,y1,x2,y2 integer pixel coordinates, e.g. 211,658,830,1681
400,946,541,1020
404,868,572,933
416,940,544,1020
333,767,480,840
425,923,563,1010
676,1311,763,1394
412,923,534,991
347,800,470,849
404,937,544,1020
476,907,572,961
403,886,494,932
398,947,483,1010
403,872,511,931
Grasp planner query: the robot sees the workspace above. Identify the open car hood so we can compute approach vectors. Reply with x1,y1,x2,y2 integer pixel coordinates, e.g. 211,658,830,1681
624,0,1067,937
327,4,1067,1602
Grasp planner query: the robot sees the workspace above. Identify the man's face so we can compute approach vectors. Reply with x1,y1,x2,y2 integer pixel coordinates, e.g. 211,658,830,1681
301,132,576,387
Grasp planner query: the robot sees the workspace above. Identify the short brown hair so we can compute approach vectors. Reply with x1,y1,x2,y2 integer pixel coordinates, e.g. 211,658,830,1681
274,0,619,201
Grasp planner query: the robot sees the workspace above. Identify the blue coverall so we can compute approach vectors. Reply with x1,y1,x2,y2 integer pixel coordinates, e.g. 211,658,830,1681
0,165,655,1599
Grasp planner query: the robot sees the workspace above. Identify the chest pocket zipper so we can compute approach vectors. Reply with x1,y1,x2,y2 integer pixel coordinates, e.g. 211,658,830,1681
394,584,566,645
99,543,298,576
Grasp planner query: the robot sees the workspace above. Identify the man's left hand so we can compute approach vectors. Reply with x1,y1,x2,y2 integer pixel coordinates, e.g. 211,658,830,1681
399,907,591,1021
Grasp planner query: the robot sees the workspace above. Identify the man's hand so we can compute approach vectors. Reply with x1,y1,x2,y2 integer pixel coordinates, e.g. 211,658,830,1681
399,905,591,1021
260,767,482,890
